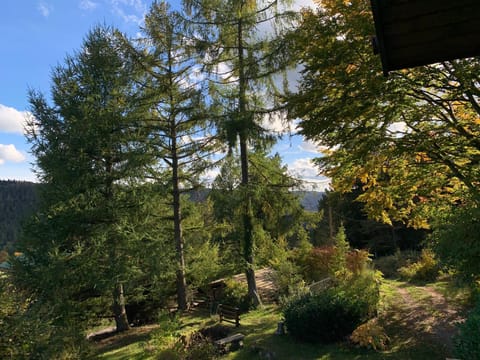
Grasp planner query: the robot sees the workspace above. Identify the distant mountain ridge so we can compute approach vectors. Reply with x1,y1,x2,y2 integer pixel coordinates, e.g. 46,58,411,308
0,180,322,251
294,191,324,212
187,189,323,212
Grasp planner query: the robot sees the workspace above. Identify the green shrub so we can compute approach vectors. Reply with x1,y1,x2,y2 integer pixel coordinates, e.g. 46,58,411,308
278,280,311,308
433,203,480,283
398,249,439,283
268,238,303,299
271,258,303,299
283,263,381,344
0,275,93,359
157,348,183,360
186,240,222,290
283,289,365,343
454,300,480,360
339,268,382,318
217,279,253,312
183,332,218,360
153,325,220,360
374,250,420,278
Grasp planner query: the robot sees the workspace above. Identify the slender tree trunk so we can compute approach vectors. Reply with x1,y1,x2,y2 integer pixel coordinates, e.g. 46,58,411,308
105,158,130,332
240,136,261,307
238,12,261,307
328,203,334,243
112,282,130,332
168,36,187,311
173,153,188,311
170,54,188,311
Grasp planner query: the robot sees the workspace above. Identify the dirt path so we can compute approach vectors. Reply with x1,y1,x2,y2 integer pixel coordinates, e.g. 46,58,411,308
381,281,465,357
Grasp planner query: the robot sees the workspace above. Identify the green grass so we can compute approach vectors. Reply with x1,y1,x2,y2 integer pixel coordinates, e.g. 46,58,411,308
219,304,439,360
94,280,467,359
431,279,473,307
99,342,152,360
96,312,217,360
96,328,157,360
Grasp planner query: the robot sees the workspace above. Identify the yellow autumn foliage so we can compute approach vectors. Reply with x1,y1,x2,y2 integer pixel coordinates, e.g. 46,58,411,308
351,318,389,351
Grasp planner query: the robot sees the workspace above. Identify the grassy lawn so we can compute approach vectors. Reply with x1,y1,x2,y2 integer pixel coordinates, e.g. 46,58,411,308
94,279,464,359
219,306,439,360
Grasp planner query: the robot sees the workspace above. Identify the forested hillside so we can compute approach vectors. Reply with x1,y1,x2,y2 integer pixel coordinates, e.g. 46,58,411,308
0,180,322,253
295,191,324,212
0,180,39,252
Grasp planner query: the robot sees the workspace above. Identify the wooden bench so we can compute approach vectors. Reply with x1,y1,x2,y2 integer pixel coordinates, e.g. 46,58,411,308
214,333,245,352
218,304,240,327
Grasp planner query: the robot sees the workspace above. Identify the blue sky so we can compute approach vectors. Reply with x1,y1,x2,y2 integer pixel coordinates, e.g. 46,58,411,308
0,0,329,190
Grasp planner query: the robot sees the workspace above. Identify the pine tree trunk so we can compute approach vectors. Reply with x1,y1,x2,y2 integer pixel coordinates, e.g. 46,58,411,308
112,283,130,332
173,176,188,311
171,107,188,311
240,136,261,307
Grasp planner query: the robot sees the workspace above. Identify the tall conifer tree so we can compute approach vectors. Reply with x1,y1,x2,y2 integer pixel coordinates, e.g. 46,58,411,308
183,0,297,306
23,26,153,332
126,1,217,310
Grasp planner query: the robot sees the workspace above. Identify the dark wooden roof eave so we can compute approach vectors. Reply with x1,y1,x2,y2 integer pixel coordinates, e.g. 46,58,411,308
370,0,480,76
370,0,390,76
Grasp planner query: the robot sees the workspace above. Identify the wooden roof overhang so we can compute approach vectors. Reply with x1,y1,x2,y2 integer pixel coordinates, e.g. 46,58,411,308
370,0,480,76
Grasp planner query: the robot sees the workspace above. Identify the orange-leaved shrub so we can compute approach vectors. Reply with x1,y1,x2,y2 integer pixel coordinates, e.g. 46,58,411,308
351,318,389,350
346,249,371,275
301,245,337,282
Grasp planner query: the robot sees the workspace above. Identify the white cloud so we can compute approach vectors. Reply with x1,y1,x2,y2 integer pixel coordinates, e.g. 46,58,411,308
289,158,318,178
79,0,99,10
298,139,324,153
288,157,331,191
38,1,53,17
387,121,408,136
0,144,26,165
0,104,29,134
293,0,315,10
261,112,293,134
110,0,147,25
301,177,331,191
201,167,221,185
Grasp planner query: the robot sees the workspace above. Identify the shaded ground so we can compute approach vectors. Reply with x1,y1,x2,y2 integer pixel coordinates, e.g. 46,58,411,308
89,324,159,355
380,280,465,357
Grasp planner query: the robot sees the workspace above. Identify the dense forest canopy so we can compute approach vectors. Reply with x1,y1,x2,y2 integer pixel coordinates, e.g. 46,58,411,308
0,180,38,253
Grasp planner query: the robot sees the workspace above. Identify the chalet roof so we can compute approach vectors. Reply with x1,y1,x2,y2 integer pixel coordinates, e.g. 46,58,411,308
370,0,480,75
